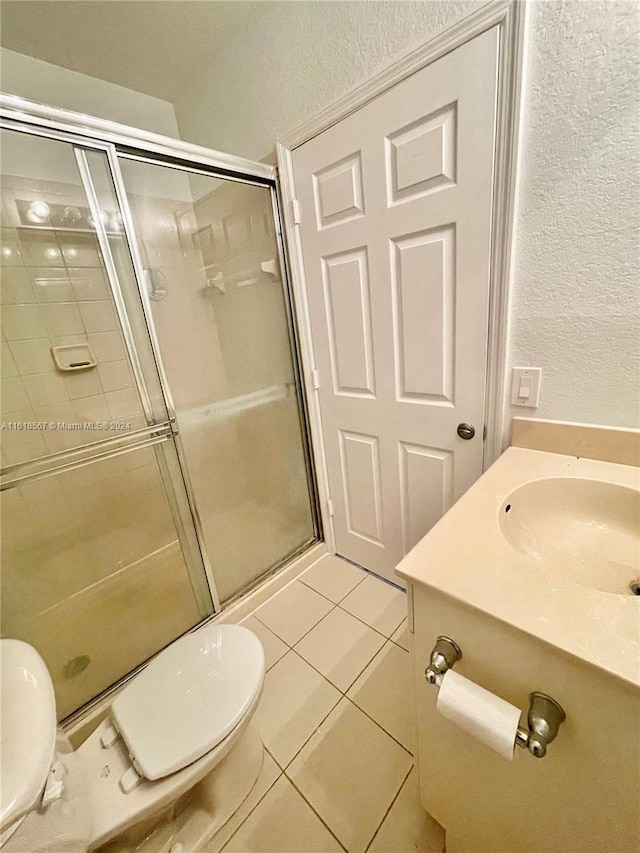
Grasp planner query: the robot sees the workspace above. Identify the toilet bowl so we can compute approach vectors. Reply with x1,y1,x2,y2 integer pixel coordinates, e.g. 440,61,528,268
0,623,266,852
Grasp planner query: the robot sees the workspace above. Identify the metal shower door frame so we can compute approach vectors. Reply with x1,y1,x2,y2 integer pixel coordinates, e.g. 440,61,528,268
0,117,218,616
0,93,322,611
78,144,222,614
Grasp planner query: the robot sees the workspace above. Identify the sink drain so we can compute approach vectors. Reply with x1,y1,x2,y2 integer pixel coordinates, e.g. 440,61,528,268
63,654,90,679
629,581,640,596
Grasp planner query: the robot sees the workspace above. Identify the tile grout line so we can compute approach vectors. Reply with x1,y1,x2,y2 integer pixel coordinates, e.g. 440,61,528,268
343,635,399,682
283,772,351,853
293,626,387,696
253,635,412,760
249,566,406,646
252,599,338,648
270,647,413,768
389,633,409,653
277,692,413,852
215,747,283,853
334,601,406,645
342,693,414,758
262,552,368,617
240,617,290,672
363,763,415,853
246,587,413,765
297,569,368,605
253,581,406,649
273,651,344,770
239,565,328,631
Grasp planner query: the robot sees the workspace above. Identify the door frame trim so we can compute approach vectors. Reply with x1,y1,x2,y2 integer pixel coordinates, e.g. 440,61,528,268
277,0,528,548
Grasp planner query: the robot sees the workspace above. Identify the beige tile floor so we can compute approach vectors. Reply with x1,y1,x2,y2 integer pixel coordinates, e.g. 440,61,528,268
206,554,444,853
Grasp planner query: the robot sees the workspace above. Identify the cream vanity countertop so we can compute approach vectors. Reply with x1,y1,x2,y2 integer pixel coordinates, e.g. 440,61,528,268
396,446,640,688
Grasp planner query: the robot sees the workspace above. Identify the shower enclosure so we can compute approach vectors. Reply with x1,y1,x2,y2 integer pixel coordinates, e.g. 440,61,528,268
0,96,318,721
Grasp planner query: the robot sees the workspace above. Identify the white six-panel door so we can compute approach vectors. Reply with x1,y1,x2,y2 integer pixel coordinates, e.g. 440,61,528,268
291,29,499,583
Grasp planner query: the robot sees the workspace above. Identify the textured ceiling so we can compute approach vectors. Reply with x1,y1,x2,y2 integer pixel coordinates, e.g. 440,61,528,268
0,0,270,103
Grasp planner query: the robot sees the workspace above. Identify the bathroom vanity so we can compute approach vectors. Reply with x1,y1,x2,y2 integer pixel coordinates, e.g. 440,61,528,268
396,420,640,853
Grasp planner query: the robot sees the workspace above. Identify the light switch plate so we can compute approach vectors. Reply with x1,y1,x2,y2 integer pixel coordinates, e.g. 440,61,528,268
511,367,542,407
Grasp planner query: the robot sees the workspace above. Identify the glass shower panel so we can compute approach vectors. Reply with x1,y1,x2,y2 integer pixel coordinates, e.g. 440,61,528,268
0,440,202,719
0,130,167,462
116,158,316,602
1,128,214,718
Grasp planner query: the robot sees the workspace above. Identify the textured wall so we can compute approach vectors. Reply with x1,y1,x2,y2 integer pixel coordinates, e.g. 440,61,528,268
175,0,640,432
173,1,478,158
506,0,640,429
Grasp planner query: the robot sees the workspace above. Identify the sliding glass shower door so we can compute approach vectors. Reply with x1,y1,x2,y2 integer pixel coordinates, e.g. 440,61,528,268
1,114,318,719
0,129,212,718
109,156,317,603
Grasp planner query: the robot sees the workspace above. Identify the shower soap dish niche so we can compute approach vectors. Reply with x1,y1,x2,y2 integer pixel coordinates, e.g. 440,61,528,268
51,343,98,372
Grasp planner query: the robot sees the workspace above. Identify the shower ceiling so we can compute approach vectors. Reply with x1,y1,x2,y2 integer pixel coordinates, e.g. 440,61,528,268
0,0,271,103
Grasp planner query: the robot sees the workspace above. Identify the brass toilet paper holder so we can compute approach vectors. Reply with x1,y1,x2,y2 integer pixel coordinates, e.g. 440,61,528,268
425,636,566,759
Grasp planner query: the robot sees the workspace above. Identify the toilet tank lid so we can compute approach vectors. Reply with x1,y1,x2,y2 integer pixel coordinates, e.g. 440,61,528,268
0,640,57,833
111,624,265,781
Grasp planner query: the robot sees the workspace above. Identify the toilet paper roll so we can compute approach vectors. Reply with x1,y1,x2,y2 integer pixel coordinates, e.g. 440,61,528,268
436,670,522,760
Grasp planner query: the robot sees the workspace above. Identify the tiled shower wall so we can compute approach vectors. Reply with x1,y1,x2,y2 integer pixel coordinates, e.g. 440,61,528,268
0,175,143,464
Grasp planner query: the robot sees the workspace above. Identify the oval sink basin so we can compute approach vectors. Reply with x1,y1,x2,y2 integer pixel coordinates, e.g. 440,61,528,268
499,478,640,594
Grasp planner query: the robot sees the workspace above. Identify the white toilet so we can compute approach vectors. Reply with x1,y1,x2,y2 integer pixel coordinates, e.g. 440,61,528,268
0,623,266,852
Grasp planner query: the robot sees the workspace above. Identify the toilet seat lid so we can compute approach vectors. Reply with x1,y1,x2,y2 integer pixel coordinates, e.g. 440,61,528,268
111,624,264,781
0,640,56,833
